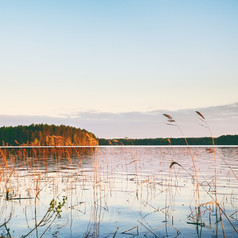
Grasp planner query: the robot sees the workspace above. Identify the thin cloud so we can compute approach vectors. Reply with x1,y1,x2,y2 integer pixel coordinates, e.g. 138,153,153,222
0,103,237,138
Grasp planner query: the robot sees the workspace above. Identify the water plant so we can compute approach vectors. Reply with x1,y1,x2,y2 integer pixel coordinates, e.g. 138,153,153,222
163,113,202,222
21,196,67,238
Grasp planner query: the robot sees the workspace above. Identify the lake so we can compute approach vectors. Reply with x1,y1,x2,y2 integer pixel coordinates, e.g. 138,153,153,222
0,146,238,237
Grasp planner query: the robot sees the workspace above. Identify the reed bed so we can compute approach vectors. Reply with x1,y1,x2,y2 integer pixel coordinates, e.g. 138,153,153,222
0,126,238,237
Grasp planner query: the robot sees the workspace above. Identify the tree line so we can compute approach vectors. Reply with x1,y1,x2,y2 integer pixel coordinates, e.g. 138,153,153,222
0,124,237,146
0,124,98,146
99,135,238,145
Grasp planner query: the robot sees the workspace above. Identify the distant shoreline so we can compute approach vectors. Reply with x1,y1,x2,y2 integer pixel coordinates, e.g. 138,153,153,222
0,145,237,148
0,124,237,146
99,135,238,146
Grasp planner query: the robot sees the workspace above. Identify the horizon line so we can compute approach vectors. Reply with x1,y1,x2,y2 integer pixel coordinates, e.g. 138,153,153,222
0,145,237,149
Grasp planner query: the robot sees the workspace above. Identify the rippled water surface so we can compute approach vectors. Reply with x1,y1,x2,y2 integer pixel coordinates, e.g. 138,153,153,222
0,146,238,237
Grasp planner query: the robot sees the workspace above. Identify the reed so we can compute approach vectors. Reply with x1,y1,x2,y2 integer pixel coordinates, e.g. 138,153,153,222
163,113,202,220
0,123,237,237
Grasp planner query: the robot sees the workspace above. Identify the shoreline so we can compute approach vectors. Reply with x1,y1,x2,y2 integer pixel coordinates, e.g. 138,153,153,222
0,145,237,148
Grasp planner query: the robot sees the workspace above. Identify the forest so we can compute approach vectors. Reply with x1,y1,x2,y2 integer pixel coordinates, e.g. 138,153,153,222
99,135,238,145
0,124,98,146
0,124,237,146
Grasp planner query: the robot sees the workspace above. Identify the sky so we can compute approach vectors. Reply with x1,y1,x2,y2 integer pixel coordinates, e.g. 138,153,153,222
0,1,238,138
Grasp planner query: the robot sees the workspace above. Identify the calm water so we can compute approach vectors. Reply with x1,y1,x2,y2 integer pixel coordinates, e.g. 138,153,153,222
0,147,238,237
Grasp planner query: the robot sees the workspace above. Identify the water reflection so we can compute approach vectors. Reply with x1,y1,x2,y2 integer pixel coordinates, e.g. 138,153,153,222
0,147,237,237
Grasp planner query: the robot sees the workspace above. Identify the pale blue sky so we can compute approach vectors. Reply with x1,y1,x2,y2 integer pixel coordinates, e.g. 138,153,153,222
0,1,238,137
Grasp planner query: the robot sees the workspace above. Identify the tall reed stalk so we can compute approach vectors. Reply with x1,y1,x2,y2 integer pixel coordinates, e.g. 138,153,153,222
163,114,201,210
196,111,217,201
